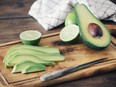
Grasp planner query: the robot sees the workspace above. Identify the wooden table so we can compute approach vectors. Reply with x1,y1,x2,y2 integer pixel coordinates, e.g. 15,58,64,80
0,0,116,87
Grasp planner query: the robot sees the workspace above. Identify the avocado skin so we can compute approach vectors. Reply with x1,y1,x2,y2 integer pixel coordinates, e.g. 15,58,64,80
83,39,109,50
74,3,111,50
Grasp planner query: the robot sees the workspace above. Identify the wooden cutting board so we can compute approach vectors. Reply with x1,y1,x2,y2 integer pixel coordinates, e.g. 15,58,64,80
0,33,116,87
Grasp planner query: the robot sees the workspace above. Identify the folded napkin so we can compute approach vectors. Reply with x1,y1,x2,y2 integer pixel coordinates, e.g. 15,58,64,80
29,0,116,30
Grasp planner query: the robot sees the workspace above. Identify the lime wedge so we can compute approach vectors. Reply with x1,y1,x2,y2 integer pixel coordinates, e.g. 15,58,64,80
20,30,42,45
60,25,80,43
65,10,77,26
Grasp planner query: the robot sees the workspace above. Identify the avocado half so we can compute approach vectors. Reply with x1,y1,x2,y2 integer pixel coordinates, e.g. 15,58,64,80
74,3,111,50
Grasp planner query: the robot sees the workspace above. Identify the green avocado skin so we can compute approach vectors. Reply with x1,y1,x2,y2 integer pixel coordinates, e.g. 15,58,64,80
65,10,77,26
83,39,108,50
74,3,111,50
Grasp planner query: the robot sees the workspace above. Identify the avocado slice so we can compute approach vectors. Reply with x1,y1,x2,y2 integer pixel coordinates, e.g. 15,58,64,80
6,45,60,54
75,4,111,50
35,54,64,62
5,54,55,67
65,10,77,26
12,61,46,73
4,49,64,64
3,45,60,63
22,65,46,74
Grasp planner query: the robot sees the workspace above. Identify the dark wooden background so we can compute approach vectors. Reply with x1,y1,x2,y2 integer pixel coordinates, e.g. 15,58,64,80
0,0,116,87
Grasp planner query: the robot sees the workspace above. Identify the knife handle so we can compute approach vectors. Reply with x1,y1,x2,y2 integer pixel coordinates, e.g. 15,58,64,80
40,68,72,81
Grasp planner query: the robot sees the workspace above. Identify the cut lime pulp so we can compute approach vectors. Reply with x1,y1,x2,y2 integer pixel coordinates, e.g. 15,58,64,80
60,25,80,43
20,30,42,45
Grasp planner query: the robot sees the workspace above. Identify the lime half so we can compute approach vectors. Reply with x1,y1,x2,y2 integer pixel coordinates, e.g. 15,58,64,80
60,25,80,43
20,30,42,45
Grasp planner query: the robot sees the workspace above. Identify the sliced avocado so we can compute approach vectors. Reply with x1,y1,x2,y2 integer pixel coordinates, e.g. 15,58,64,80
75,4,111,50
65,10,77,26
6,45,60,54
3,45,60,63
22,65,46,74
4,49,64,64
5,54,55,67
35,54,64,62
12,61,46,73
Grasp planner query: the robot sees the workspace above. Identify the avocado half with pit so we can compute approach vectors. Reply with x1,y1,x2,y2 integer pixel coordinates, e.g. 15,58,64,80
74,3,111,50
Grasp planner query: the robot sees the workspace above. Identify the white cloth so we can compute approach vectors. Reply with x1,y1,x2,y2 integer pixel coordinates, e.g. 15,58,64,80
29,0,116,30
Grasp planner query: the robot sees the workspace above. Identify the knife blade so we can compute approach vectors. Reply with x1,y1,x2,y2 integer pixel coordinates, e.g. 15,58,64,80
40,58,107,81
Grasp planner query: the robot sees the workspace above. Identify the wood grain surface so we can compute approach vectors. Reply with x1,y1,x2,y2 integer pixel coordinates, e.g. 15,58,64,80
0,0,35,19
0,0,116,87
0,0,116,45
0,34,116,87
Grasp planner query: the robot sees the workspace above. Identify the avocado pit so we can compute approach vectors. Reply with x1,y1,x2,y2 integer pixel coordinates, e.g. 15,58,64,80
88,23,103,38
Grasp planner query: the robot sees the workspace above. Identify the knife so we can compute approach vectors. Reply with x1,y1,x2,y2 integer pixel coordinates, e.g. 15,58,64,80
40,58,107,81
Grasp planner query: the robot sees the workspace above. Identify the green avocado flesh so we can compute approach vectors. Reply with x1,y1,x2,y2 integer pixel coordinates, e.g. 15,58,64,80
6,54,55,67
75,4,111,50
6,45,60,54
12,61,46,73
3,45,60,63
22,65,46,74
3,42,64,74
4,45,65,68
4,48,63,64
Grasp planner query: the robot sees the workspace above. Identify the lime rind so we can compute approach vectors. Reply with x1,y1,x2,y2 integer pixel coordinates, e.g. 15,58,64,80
65,10,77,26
20,30,42,45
